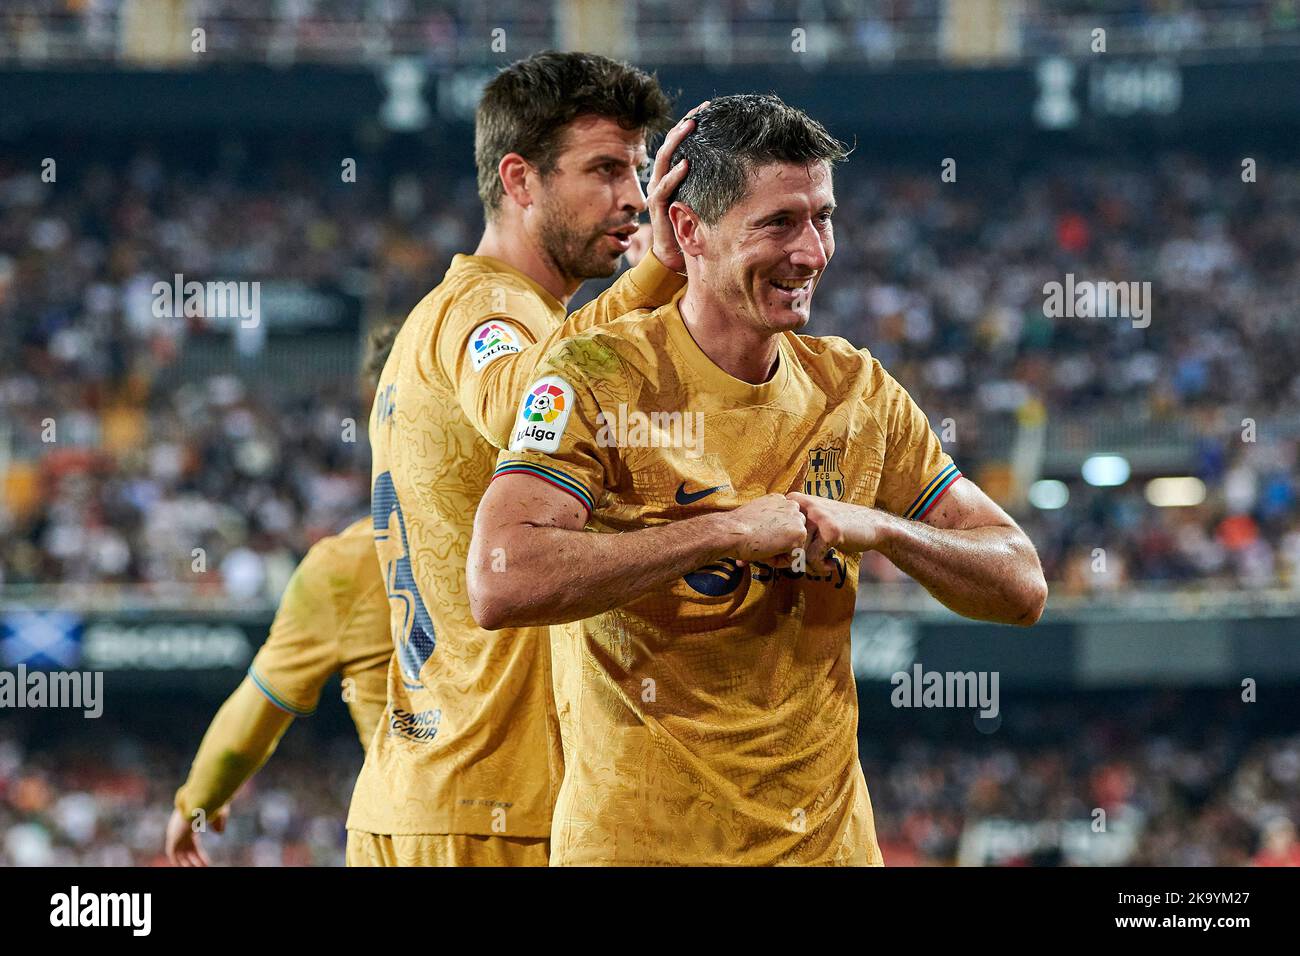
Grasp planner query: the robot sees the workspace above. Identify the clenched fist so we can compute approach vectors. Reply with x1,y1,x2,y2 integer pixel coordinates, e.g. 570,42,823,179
722,494,809,562
785,492,889,573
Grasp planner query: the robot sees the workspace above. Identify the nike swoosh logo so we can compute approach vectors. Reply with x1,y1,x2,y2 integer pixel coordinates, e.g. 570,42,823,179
675,482,725,506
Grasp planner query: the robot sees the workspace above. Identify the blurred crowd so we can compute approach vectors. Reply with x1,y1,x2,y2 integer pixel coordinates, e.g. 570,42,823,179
0,141,480,599
835,153,1300,596
864,690,1300,866
0,707,363,867
2,140,1299,600
2,689,1296,866
3,0,1299,66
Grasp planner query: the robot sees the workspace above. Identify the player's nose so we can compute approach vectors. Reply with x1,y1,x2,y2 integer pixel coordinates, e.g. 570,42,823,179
788,220,829,272
621,168,649,216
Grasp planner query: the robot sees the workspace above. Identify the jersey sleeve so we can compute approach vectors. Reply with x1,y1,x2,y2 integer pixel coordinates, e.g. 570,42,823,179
872,364,962,521
173,677,295,818
488,337,628,518
245,540,342,717
565,251,685,332
437,253,683,450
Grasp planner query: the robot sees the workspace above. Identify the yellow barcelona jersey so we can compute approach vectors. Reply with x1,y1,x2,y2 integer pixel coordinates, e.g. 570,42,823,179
246,516,391,744
347,252,684,838
492,292,961,865
176,517,390,818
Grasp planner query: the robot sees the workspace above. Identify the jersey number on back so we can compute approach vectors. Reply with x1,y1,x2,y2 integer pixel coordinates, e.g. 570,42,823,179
372,471,436,686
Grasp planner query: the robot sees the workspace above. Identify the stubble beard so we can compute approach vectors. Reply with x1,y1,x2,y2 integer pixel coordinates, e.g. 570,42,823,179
537,194,624,284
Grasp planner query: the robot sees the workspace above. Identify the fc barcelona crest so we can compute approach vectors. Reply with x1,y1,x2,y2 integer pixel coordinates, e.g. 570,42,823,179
804,444,845,500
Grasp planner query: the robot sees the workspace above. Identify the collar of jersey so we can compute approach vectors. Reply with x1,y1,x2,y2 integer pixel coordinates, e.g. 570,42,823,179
451,254,565,317
662,289,793,405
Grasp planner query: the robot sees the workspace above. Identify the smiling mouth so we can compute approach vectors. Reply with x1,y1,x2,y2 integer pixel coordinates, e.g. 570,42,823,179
769,276,814,295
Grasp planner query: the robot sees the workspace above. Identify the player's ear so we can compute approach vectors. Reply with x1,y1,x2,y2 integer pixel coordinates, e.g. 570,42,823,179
498,153,533,211
670,201,705,258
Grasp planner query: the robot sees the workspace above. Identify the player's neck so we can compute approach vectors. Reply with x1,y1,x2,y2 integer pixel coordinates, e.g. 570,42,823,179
474,222,580,306
679,287,781,386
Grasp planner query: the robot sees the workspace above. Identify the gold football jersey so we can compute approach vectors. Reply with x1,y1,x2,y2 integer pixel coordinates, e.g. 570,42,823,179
492,291,961,864
347,253,684,838
247,516,391,743
175,517,390,818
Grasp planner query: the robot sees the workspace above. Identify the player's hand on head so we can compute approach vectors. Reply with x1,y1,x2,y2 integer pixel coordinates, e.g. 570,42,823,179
726,493,809,562
646,101,708,273
165,806,214,867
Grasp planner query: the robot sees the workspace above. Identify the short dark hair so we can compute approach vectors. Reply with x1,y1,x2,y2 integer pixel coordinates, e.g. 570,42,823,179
669,93,848,224
475,51,674,219
363,317,402,389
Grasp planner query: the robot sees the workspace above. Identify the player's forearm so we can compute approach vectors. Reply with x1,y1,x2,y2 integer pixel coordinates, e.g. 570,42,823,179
174,678,294,818
874,514,1047,626
469,512,735,629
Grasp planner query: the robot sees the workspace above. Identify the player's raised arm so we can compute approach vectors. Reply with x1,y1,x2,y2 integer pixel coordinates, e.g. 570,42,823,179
439,109,705,449
439,259,674,450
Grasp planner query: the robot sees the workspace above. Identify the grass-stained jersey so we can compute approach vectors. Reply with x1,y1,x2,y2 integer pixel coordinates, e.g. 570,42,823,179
492,291,961,864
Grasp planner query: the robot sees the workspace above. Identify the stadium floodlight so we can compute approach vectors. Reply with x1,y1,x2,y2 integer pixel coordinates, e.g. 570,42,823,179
1145,476,1206,508
1028,479,1069,510
1081,454,1130,487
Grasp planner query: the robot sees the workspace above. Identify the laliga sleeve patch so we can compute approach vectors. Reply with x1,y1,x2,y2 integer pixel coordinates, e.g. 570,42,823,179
510,375,575,454
468,320,522,371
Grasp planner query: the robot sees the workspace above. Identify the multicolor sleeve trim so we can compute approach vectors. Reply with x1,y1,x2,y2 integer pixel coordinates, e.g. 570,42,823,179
247,666,315,717
904,462,963,520
493,460,595,515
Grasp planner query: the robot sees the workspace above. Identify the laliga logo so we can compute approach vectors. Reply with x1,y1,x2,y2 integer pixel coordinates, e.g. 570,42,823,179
511,377,573,453
523,383,565,424
474,322,508,353
468,319,520,371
